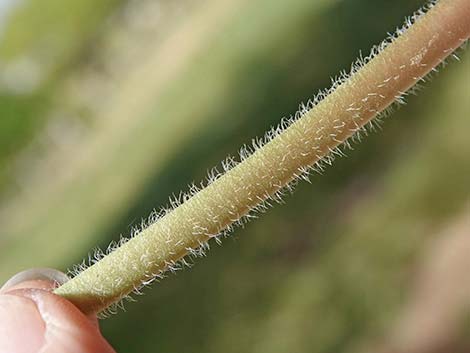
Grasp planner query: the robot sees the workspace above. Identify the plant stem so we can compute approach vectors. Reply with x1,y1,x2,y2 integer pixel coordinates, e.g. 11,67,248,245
55,0,470,316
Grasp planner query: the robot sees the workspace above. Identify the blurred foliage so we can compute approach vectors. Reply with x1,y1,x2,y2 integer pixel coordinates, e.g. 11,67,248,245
0,0,469,352
0,0,121,189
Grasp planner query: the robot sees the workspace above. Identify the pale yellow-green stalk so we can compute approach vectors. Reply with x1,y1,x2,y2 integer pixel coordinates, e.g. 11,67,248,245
55,0,470,316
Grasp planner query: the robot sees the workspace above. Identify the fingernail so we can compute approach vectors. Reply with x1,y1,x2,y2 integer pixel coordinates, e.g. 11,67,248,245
1,268,69,292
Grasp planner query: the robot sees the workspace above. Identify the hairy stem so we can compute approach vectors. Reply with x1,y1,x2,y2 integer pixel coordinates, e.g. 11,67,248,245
55,0,470,316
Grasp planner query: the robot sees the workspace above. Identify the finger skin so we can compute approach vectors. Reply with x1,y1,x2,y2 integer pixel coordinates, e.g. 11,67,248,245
0,280,116,353
0,294,45,353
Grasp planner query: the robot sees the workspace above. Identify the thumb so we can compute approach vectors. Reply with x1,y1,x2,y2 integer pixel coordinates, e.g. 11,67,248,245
0,268,115,353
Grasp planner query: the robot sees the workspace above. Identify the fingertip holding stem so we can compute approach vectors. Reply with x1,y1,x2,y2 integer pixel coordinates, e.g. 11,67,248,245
0,268,115,353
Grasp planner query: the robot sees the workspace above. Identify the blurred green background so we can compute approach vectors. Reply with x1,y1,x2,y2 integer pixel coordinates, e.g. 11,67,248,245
0,0,469,352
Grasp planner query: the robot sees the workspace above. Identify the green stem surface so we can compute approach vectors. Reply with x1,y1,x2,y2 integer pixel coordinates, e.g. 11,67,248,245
55,0,470,315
